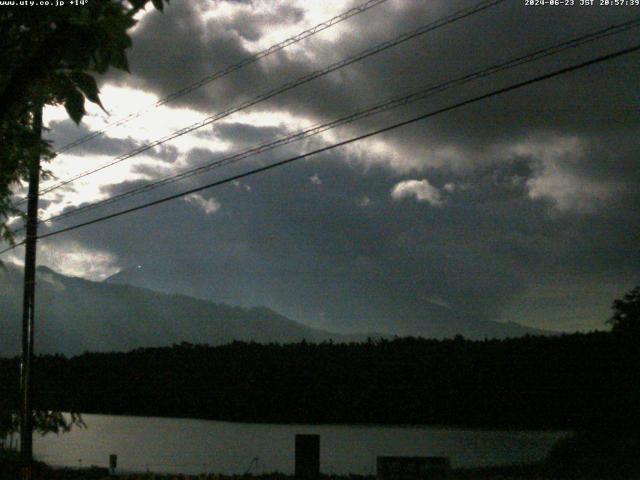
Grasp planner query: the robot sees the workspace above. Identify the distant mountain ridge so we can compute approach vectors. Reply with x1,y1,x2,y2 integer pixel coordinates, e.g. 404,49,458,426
0,262,551,356
0,263,354,356
105,264,553,339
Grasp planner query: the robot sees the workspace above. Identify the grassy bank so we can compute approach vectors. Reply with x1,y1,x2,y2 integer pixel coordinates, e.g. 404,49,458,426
0,454,548,480
0,451,107,480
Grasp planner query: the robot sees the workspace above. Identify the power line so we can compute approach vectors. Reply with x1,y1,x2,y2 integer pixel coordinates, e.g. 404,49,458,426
13,0,391,208
31,0,507,200
26,16,640,231
52,0,392,155
2,42,632,250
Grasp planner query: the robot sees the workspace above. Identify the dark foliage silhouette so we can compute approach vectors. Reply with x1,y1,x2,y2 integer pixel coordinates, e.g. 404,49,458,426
1,333,638,430
0,0,169,241
607,286,640,335
546,430,640,478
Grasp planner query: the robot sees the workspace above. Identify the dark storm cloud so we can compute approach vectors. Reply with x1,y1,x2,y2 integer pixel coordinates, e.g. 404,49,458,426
119,0,640,204
40,118,638,333
124,0,640,137
229,4,305,41
46,119,179,162
38,1,640,333
120,0,307,112
209,122,290,147
40,146,526,332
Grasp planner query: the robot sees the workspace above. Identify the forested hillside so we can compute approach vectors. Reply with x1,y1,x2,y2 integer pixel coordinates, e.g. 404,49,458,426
1,333,638,429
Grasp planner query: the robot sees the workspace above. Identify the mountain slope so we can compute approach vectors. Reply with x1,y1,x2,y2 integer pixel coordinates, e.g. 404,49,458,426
105,264,552,340
1,262,551,357
0,263,349,356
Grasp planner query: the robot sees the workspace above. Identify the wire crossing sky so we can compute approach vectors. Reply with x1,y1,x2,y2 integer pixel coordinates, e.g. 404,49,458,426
19,15,640,234
3,41,637,253
31,0,507,201
3,0,639,335
51,0,392,156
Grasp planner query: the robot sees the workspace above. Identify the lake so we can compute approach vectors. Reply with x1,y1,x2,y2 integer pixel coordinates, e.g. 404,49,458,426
33,414,569,475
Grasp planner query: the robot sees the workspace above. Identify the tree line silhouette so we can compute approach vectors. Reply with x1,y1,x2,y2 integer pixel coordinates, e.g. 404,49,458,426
1,331,638,430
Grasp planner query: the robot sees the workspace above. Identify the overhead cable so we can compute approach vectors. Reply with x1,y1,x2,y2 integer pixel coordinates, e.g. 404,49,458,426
53,0,392,155
31,0,507,200
27,15,640,230
1,43,630,250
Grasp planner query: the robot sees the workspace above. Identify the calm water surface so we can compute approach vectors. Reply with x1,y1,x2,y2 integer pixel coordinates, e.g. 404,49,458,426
33,414,568,475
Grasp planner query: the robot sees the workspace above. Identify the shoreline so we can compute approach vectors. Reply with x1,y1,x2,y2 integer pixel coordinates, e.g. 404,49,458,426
1,455,548,480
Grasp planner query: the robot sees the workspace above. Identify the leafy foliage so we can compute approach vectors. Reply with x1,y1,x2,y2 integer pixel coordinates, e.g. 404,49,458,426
1,332,638,430
0,0,168,440
0,0,169,242
546,431,640,478
0,409,84,440
607,286,640,335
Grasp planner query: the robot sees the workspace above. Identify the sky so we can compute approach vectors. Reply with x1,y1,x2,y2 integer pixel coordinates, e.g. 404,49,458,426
3,0,639,334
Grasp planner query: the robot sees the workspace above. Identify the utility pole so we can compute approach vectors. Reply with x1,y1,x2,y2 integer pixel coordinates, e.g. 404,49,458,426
20,104,42,480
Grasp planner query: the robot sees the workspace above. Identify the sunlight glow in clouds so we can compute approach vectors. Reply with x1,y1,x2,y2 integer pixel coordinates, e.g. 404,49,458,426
37,152,163,219
225,110,313,130
391,179,443,206
45,85,227,153
506,135,617,213
224,0,364,55
38,242,120,281
37,83,246,219
526,162,616,213
35,77,320,232
184,193,221,215
5,0,634,336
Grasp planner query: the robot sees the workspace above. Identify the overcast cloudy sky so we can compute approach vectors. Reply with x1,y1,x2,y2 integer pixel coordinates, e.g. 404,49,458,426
4,0,639,334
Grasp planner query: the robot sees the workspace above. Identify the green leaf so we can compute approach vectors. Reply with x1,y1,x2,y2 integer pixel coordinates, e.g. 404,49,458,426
69,72,105,111
64,88,85,124
67,7,92,26
129,0,148,9
110,49,130,72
